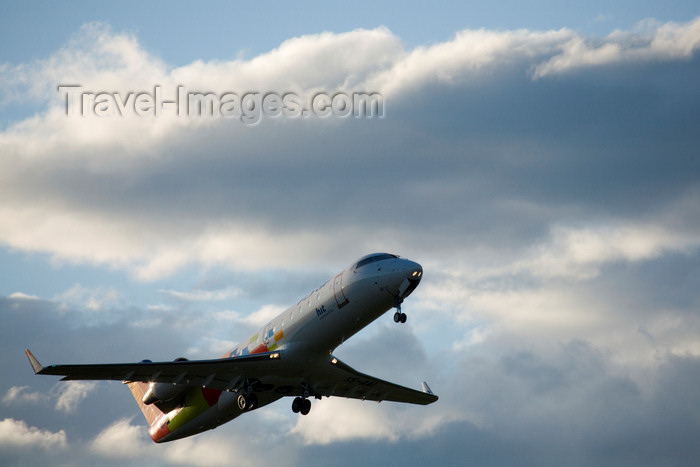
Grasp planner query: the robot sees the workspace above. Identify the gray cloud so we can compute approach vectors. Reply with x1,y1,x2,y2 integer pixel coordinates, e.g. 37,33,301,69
1,19,699,277
2,17,700,466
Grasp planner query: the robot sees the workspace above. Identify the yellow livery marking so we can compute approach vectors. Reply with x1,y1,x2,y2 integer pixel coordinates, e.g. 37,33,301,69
274,329,284,341
167,388,210,432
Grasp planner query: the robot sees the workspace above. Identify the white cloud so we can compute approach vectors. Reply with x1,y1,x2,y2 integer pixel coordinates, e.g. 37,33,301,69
520,222,700,280
159,286,243,302
91,418,264,467
0,418,67,449
411,216,700,372
290,398,398,444
54,381,97,413
2,386,46,406
290,397,469,445
90,417,151,459
8,292,39,300
54,284,121,311
368,27,574,95
1,20,699,281
1,16,699,466
242,304,286,327
532,16,700,77
159,434,254,467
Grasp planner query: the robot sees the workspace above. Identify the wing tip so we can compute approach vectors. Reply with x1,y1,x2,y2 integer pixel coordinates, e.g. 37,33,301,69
25,349,44,374
421,381,439,404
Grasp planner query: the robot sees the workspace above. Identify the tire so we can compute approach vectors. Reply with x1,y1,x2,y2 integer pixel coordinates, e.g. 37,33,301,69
300,398,311,415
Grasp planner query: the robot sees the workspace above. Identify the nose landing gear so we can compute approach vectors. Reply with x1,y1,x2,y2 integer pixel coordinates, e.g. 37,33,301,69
393,297,407,323
393,311,407,323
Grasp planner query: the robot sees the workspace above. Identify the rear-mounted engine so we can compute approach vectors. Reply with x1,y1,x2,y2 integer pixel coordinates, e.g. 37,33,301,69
142,357,191,405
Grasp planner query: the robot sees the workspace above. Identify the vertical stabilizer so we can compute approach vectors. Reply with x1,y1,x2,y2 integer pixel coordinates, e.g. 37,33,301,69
126,382,164,427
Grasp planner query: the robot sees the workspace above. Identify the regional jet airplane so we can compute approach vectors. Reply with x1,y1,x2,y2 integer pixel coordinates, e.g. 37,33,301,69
26,253,437,442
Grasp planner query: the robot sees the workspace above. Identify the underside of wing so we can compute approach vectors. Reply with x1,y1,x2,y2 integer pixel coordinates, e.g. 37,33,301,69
308,356,438,405
25,348,288,392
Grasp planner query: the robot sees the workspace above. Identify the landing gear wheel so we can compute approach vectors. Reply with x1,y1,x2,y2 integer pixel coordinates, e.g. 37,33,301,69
300,398,311,415
292,397,311,415
237,393,258,411
400,312,407,323
394,311,407,323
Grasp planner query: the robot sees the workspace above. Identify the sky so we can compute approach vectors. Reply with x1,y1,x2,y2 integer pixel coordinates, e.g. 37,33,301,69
2,1,700,465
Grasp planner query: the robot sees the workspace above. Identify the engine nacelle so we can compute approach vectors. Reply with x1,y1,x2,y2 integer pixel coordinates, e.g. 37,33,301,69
142,358,190,405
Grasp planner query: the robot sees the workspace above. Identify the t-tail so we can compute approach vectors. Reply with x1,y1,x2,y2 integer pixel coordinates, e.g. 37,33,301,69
126,381,230,443
126,382,166,441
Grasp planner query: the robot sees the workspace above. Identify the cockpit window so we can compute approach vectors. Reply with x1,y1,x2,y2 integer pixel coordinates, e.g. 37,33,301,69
354,253,397,270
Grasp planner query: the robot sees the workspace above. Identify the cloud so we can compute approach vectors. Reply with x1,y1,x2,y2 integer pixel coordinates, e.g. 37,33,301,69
54,284,122,311
3,382,101,415
290,396,469,446
2,386,46,406
241,304,286,327
7,292,39,300
1,19,699,280
291,398,398,444
517,221,700,280
54,381,98,414
533,16,700,77
0,418,67,449
159,286,243,302
90,417,151,459
90,417,280,467
1,16,700,466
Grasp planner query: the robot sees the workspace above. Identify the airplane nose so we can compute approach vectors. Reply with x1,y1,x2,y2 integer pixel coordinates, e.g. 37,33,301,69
398,261,422,299
409,266,423,282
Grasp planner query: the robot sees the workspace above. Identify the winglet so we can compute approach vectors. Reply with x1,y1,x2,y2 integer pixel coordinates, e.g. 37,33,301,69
421,381,434,395
25,349,44,374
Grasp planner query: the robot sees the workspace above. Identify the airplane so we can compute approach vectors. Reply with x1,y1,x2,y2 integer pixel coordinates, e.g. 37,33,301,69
25,253,438,443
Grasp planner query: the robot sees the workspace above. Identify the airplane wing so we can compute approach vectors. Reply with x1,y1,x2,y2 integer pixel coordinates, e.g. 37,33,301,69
26,349,437,405
307,356,438,405
25,349,288,392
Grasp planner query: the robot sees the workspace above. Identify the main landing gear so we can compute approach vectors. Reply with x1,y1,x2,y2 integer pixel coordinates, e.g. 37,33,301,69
237,379,258,411
393,297,407,323
237,393,258,411
291,396,311,415
292,386,314,415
